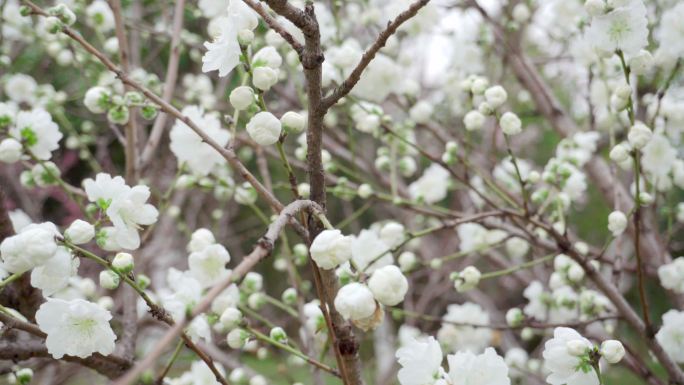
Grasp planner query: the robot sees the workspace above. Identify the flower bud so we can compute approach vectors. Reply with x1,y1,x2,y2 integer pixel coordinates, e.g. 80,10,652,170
49,4,77,26
0,138,22,163
141,105,158,120
252,66,278,91
282,287,297,305
454,266,481,292
99,270,120,289
566,339,590,356
609,143,630,163
15,368,33,385
220,307,243,330
227,328,249,349
368,265,408,306
234,182,257,205
310,229,352,270
615,84,632,100
628,122,652,149
600,340,625,364
334,282,377,321
357,183,373,198
638,191,653,206
500,111,522,135
293,243,308,261
65,219,95,244
248,292,265,310
506,308,524,327
84,86,111,114
463,110,485,131
238,29,254,45
281,111,306,133
484,85,508,109
107,105,130,125
137,274,151,289
112,252,134,273
229,86,254,110
607,211,627,236
470,77,489,94
44,16,63,34
269,326,287,342
246,112,282,146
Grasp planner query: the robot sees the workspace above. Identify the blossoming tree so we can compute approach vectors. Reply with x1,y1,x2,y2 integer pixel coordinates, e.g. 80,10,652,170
1,0,684,384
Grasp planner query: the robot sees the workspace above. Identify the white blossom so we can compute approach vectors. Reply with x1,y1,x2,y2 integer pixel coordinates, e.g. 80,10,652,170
0,138,22,163
188,243,231,288
83,86,111,114
281,111,306,133
246,112,282,146
409,164,450,204
10,108,62,160
500,112,522,136
65,219,95,245
396,336,443,385
252,46,282,69
658,258,684,294
607,211,627,236
484,86,508,109
170,106,230,176
310,229,352,270
252,66,279,91
656,310,684,363
85,0,115,32
464,110,486,131
437,302,492,353
586,0,648,55
0,222,59,273
600,340,625,364
445,347,511,385
31,247,79,295
334,282,377,321
368,265,409,306
543,327,598,385
628,122,652,149
36,298,116,359
229,86,255,110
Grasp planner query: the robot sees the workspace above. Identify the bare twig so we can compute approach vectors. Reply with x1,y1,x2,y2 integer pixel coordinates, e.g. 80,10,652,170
321,0,431,109
111,200,325,385
241,0,304,55
108,0,139,182
139,0,186,169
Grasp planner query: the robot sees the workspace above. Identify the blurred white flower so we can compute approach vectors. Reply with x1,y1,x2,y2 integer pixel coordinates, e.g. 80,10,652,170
10,108,62,160
656,310,684,363
170,106,230,176
543,327,598,385
445,347,511,385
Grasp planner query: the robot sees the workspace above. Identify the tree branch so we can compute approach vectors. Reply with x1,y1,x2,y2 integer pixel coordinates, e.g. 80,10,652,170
111,200,324,385
321,0,431,109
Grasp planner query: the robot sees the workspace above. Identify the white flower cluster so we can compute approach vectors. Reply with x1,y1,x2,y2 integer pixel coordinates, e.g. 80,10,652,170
309,226,409,329
0,102,61,163
543,327,624,385
83,173,159,250
396,335,511,385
